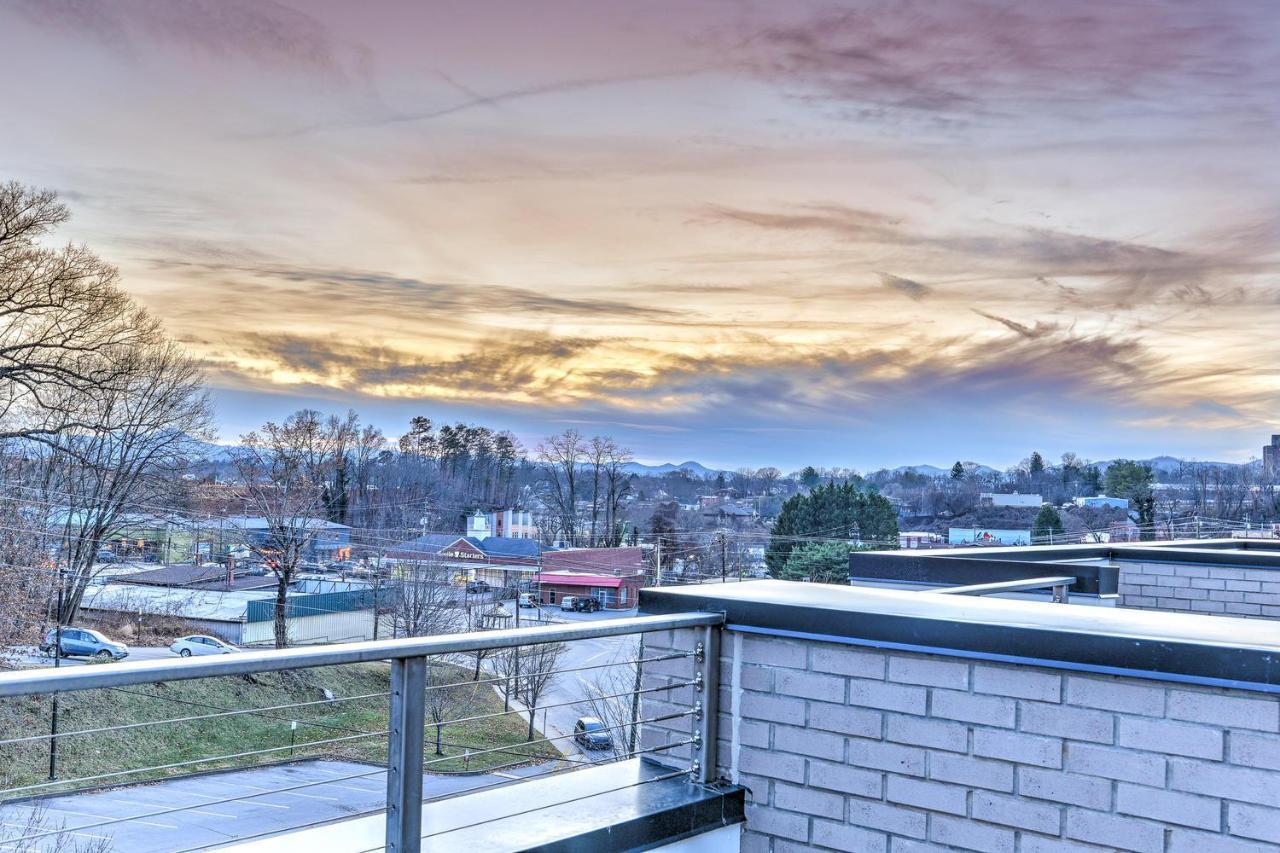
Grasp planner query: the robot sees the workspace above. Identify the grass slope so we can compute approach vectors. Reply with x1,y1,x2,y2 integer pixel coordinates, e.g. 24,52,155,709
0,661,560,798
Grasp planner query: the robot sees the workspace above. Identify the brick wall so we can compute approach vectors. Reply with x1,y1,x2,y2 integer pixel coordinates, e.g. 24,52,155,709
1118,560,1280,618
641,627,1280,852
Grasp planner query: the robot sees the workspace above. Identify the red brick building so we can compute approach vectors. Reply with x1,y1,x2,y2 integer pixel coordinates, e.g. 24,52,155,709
532,571,642,609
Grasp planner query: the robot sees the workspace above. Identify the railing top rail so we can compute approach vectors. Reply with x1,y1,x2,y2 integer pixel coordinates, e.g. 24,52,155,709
0,611,724,699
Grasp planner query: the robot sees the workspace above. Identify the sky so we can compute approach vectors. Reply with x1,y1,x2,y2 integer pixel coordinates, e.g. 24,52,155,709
2,0,1278,470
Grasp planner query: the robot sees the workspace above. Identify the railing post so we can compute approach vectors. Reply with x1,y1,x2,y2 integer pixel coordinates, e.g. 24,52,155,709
691,623,720,783
385,655,425,853
1052,583,1070,603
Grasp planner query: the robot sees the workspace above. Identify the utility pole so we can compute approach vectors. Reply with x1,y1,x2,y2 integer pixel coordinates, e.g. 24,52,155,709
719,529,727,583
653,538,662,587
48,570,63,781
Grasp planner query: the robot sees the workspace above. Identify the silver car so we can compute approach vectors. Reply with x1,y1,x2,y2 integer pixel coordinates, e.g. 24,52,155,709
170,635,239,657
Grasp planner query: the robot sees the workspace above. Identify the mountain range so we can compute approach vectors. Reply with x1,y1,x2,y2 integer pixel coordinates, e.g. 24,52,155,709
190,441,1255,479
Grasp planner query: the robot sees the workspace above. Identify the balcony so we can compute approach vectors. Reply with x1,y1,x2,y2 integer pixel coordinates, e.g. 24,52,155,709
4,574,1280,851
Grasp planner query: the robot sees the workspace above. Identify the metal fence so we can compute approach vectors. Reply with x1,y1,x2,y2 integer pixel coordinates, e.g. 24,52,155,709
0,612,723,853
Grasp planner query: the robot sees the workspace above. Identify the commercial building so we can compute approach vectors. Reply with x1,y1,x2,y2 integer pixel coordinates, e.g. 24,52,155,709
217,516,352,561
386,532,543,588
79,578,381,645
978,492,1042,508
1265,433,1280,478
899,530,943,549
1073,494,1130,509
532,570,641,609
947,527,1031,546
464,509,537,540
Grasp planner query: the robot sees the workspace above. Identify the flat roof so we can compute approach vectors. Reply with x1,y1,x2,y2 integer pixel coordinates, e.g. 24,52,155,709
641,579,1280,693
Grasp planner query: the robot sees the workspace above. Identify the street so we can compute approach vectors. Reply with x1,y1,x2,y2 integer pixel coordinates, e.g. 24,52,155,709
6,646,176,668
485,604,643,764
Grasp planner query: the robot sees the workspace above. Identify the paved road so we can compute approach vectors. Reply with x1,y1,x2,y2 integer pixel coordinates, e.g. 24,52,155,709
0,758,558,852
478,606,651,765
7,646,175,668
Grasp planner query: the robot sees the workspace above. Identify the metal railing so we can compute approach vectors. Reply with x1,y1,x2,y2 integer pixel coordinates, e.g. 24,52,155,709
929,575,1077,602
0,611,725,853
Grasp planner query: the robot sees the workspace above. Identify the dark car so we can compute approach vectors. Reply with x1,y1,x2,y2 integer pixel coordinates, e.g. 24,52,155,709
572,597,602,613
573,717,612,751
40,627,129,661
465,580,490,594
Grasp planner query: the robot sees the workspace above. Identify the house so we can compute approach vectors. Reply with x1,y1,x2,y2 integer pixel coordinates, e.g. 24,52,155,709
700,503,755,527
531,571,641,609
979,492,1043,508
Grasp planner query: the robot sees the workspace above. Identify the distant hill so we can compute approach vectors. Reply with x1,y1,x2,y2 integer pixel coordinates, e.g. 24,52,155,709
620,460,727,478
891,462,1000,478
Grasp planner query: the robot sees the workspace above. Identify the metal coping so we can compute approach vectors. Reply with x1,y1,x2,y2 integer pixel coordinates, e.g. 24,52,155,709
849,539,1280,596
0,611,724,699
640,580,1280,693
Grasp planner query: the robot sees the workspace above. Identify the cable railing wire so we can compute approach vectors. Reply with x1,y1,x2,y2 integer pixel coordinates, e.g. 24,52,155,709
0,716,697,846
0,728,390,798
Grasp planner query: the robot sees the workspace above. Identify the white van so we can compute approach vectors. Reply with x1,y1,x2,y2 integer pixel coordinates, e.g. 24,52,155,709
560,596,577,611
518,593,538,608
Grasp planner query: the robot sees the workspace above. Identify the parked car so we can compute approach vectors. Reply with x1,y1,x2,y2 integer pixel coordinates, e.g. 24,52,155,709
466,580,490,594
572,597,602,613
39,627,128,661
559,596,577,611
573,717,613,750
518,593,538,608
170,635,240,657
95,549,116,564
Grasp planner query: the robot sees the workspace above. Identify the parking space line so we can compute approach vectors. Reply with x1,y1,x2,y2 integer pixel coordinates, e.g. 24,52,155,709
47,808,177,829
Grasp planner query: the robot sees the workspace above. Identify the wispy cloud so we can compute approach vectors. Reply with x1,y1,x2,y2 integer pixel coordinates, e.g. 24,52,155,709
11,0,364,82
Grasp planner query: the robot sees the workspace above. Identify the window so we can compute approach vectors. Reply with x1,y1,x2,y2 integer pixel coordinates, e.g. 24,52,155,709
619,587,628,605
548,590,556,603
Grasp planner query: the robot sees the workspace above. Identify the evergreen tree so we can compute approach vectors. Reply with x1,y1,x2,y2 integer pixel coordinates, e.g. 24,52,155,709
766,482,899,575
1032,504,1064,543
1028,451,1045,476
800,465,821,490
950,461,965,480
780,541,855,584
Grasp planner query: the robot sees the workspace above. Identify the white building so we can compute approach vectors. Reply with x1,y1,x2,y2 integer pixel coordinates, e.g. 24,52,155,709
979,492,1043,508
79,582,376,646
466,509,538,539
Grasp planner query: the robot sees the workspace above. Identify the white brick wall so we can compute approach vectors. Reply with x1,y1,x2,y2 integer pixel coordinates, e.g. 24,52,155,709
644,627,1280,852
1118,560,1280,618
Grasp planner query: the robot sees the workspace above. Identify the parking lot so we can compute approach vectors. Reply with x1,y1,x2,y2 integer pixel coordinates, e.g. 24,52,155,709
0,758,559,852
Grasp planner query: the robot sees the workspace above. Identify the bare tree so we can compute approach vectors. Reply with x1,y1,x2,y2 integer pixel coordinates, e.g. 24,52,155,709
45,339,211,623
538,430,585,546
756,466,781,496
574,644,643,761
602,442,634,547
232,410,345,648
0,182,153,446
497,641,566,741
392,555,460,638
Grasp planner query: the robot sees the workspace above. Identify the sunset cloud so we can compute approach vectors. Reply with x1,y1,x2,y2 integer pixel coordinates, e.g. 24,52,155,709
2,0,1276,467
